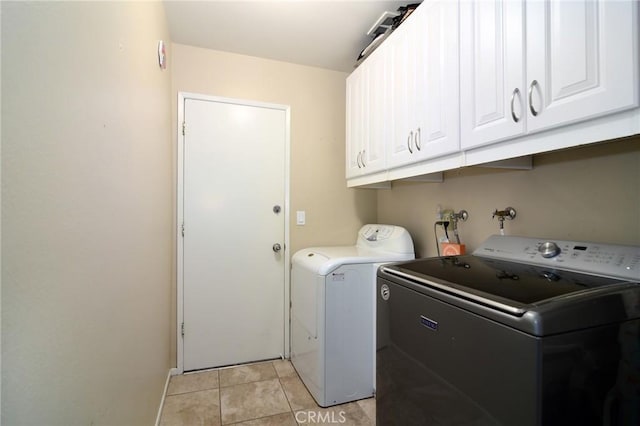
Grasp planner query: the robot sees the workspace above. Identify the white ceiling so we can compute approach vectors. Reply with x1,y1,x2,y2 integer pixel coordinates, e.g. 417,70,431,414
163,0,415,73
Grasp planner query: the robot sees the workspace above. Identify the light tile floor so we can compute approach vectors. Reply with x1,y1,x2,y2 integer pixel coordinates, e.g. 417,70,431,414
160,359,375,425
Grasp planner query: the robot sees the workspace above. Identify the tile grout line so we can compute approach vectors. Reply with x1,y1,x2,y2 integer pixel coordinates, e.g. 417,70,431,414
278,360,310,425
165,360,312,425
165,386,218,398
278,376,299,425
274,360,306,426
218,369,223,426
278,371,327,425
219,375,281,389
225,411,295,426
218,362,279,388
219,362,290,425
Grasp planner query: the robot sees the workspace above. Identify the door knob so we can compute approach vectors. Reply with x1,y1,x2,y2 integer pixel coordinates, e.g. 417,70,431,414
272,243,282,253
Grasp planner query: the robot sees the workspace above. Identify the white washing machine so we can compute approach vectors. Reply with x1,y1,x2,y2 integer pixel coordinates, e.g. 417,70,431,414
290,224,414,407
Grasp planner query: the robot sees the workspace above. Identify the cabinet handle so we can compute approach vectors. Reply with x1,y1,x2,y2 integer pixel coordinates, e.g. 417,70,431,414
415,127,421,151
510,88,521,123
361,150,366,167
407,131,414,154
357,151,362,168
528,80,539,117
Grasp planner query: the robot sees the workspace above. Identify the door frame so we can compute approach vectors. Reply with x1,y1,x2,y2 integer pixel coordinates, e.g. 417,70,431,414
176,92,291,374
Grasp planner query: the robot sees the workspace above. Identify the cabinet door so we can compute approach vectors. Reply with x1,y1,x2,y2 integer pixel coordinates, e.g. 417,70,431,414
415,0,460,160
362,45,388,174
526,0,639,133
460,0,525,149
345,65,367,179
387,21,415,167
388,1,460,168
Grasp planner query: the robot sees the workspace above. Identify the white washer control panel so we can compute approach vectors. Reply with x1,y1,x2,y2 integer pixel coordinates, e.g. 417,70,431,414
356,224,415,255
475,235,640,281
361,225,395,241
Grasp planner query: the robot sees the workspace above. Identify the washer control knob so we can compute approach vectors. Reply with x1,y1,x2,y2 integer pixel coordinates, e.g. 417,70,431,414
539,241,561,258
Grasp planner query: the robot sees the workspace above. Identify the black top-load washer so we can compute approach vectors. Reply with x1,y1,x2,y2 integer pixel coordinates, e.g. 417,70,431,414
376,235,640,426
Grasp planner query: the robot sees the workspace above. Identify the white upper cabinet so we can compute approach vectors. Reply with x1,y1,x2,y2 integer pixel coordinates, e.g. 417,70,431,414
387,0,460,168
526,0,638,133
388,17,413,166
460,0,526,149
365,45,390,174
346,46,388,179
461,0,639,150
346,64,365,178
346,0,638,187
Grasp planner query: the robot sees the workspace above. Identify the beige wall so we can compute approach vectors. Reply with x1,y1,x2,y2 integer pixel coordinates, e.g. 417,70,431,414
1,2,173,425
378,137,640,258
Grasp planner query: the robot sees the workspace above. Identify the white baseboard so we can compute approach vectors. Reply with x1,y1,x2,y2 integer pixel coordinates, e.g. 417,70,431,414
155,368,179,426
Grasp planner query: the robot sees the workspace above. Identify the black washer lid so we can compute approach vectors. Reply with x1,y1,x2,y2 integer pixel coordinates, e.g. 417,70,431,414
390,255,627,308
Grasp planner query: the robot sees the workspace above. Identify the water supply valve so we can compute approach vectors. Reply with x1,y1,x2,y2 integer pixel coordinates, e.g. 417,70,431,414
452,210,469,223
492,207,516,235
435,209,469,256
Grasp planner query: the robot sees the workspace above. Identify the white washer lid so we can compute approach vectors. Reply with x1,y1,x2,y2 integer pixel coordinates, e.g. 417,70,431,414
292,245,414,276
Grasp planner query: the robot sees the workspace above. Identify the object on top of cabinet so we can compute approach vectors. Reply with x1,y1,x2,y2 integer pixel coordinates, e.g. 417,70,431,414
355,3,421,67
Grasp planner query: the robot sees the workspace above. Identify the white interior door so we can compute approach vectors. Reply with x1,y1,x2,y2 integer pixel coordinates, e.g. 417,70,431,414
181,96,288,371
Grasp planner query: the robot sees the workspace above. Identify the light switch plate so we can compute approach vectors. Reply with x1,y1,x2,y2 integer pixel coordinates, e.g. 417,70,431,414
296,211,306,225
